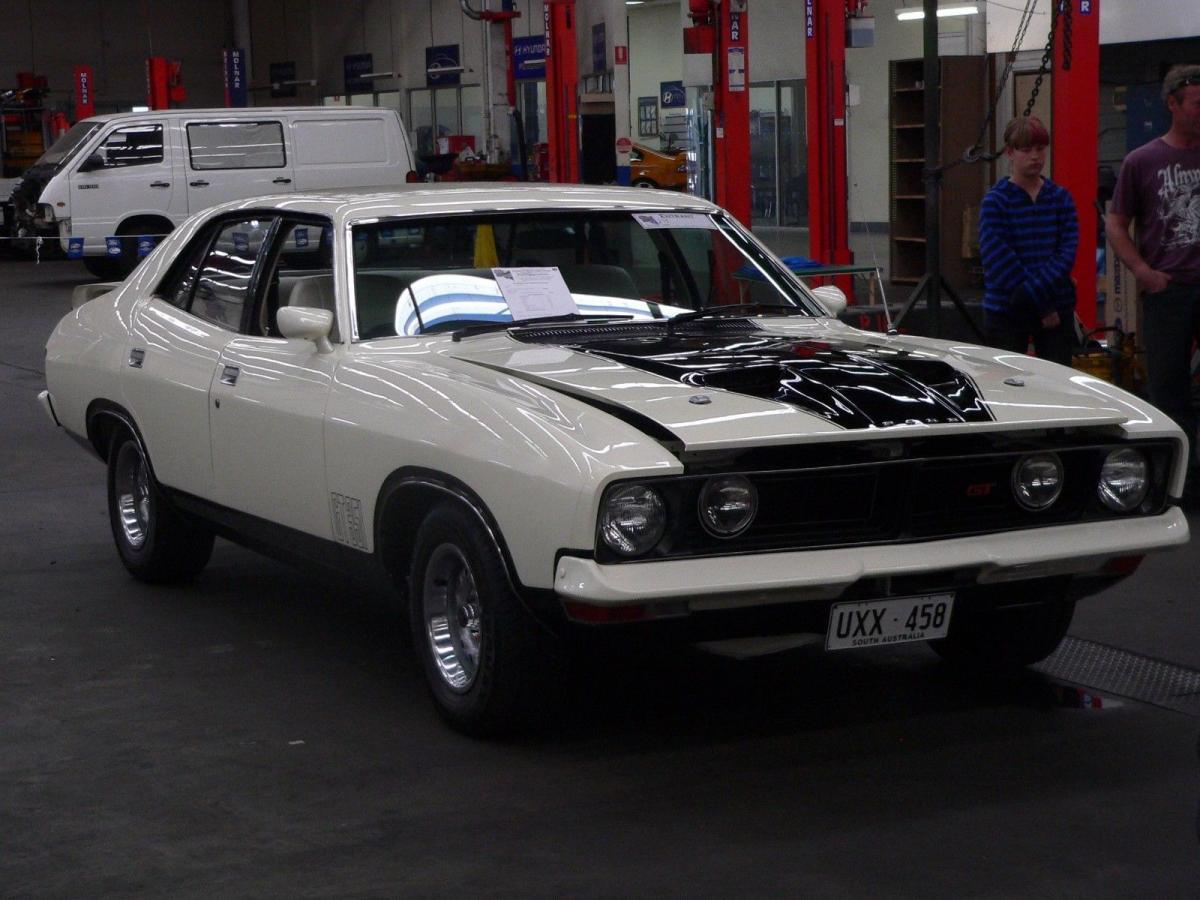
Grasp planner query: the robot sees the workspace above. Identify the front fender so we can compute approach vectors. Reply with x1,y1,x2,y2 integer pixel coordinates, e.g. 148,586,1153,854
325,345,682,590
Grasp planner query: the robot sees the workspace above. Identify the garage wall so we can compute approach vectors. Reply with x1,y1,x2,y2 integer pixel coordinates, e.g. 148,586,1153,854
0,0,232,112
628,3,682,147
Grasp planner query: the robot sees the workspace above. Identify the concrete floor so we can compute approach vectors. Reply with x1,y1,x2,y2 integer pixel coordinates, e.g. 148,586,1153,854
3,259,1199,895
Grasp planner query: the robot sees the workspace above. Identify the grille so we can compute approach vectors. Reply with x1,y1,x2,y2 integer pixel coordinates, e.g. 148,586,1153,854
597,440,1174,563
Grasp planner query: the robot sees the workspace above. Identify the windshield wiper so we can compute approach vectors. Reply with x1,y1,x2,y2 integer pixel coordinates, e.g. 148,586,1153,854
450,314,633,342
664,302,808,337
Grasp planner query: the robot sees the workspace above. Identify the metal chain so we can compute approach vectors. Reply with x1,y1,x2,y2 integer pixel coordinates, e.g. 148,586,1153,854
1024,0,1072,117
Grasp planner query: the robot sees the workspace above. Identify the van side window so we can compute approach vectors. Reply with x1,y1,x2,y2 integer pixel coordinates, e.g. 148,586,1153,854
97,125,164,168
187,122,286,170
190,218,275,330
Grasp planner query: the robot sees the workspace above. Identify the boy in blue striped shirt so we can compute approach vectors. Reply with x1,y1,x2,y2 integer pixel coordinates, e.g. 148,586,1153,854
979,116,1079,366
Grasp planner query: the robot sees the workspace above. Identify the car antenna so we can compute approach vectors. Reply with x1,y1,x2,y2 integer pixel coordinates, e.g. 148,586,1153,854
407,282,426,335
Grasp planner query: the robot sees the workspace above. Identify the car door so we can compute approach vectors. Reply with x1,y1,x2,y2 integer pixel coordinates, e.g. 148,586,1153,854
68,122,183,244
183,118,295,212
119,215,269,500
208,216,340,539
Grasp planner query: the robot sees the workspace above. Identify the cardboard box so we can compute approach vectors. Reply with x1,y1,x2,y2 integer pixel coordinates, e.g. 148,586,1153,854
1103,243,1141,335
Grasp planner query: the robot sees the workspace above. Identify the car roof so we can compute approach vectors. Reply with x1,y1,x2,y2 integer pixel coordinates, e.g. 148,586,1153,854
206,182,720,225
80,106,398,125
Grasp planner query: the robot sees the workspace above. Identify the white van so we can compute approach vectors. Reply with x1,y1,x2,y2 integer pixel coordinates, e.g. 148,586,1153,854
20,106,415,278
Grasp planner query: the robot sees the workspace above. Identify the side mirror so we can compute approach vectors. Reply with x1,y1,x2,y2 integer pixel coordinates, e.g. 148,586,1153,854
809,285,848,318
277,306,335,353
77,152,105,174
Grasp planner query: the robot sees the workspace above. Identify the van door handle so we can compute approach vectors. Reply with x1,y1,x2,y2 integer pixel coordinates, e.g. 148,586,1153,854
272,177,292,184
189,179,210,188
150,181,170,188
220,365,240,386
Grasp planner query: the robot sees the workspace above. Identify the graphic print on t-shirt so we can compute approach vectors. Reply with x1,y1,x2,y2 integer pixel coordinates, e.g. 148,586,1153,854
1156,162,1200,249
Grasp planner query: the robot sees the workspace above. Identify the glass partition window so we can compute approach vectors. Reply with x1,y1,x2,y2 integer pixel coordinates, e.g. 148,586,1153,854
187,121,286,170
349,211,821,339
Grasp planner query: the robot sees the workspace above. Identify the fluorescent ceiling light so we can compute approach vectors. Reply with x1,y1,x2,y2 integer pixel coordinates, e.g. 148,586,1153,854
895,4,978,20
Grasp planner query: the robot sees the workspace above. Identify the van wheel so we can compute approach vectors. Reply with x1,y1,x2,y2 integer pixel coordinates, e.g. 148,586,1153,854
633,178,657,189
409,502,566,735
106,429,214,583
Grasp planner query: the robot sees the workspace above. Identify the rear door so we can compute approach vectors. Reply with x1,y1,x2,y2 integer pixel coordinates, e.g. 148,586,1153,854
183,118,295,212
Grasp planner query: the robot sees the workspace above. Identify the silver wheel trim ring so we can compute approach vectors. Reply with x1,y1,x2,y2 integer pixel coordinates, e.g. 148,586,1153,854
115,442,152,550
422,542,483,693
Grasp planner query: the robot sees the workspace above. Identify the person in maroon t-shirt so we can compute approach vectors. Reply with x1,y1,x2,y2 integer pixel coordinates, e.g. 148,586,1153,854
1107,64,1200,500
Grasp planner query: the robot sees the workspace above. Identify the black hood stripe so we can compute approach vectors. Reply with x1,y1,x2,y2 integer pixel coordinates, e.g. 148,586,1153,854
544,330,993,429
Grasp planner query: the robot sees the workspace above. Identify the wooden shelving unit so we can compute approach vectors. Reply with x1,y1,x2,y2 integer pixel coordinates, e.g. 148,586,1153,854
888,57,988,287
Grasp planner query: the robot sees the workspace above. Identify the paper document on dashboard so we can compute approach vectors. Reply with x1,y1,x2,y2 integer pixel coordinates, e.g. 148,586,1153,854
492,267,579,320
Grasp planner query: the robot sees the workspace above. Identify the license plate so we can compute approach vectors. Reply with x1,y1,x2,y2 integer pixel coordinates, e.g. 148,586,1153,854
825,593,954,651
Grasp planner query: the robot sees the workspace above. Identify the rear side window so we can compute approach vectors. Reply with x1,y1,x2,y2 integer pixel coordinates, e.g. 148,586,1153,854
291,118,387,165
187,121,286,170
189,218,274,329
96,125,163,168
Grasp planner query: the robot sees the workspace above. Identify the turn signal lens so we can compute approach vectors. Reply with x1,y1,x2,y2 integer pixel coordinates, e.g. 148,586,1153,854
600,484,666,556
1098,448,1149,512
1012,452,1063,510
698,474,758,537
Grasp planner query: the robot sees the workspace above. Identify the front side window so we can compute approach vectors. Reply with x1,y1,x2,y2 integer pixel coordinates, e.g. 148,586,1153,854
190,218,275,329
187,121,286,170
349,210,821,339
95,125,163,168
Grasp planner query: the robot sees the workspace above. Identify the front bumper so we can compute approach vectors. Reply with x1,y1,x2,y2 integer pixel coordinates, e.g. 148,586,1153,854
554,508,1189,610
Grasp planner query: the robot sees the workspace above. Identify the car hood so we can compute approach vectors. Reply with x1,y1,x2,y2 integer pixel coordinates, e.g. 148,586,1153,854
443,318,1138,452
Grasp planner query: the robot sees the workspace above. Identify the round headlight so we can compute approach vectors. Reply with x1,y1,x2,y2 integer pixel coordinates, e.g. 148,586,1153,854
698,474,758,537
600,484,666,557
1098,448,1149,512
1012,453,1063,511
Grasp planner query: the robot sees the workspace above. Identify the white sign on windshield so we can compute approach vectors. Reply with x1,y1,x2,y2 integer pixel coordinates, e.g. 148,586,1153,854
632,212,717,230
492,267,579,321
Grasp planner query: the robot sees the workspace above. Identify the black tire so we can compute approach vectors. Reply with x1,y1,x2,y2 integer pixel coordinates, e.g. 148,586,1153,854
106,429,214,583
928,583,1075,671
408,502,566,736
632,178,657,189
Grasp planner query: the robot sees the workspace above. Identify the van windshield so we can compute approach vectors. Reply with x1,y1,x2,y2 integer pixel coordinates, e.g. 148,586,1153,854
35,121,102,167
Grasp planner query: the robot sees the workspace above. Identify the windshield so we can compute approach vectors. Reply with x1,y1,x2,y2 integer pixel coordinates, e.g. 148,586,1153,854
349,210,822,339
35,120,102,167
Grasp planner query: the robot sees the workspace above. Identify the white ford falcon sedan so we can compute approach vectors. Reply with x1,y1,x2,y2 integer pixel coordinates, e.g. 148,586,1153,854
41,185,1190,734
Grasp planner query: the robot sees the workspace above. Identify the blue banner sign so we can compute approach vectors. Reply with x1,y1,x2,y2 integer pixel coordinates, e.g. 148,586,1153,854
67,237,84,259
294,227,309,248
661,81,686,109
426,45,461,86
513,35,546,81
344,53,374,94
136,236,156,258
224,48,248,107
592,23,607,74
105,236,122,257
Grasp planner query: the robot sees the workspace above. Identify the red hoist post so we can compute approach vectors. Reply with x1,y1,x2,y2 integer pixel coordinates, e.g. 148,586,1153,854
805,0,854,290
1052,0,1099,328
146,57,186,110
711,1,751,227
544,0,579,183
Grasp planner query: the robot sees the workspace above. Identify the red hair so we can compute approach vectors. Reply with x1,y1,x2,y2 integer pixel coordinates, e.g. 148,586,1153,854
1003,115,1049,150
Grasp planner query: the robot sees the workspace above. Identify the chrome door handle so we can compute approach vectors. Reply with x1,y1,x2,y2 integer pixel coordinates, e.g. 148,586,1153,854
272,177,292,184
128,348,145,368
220,365,240,386
189,179,210,188
150,181,170,188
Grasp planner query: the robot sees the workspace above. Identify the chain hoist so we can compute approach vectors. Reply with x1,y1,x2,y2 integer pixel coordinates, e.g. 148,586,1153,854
1024,0,1073,117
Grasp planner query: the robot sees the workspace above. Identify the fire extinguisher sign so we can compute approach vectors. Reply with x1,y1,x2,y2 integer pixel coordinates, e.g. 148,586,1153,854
806,0,815,39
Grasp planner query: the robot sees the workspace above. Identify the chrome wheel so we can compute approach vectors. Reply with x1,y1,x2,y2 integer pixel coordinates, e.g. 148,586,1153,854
422,543,483,693
114,441,152,550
